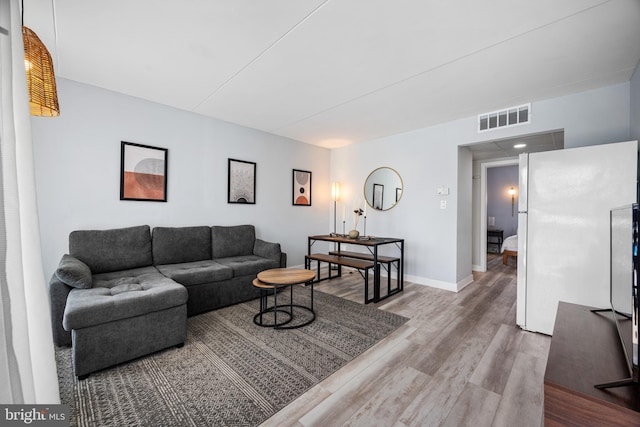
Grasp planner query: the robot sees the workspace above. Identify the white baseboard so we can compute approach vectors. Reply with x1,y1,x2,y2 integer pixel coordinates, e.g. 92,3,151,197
456,274,474,292
472,264,485,272
405,274,474,293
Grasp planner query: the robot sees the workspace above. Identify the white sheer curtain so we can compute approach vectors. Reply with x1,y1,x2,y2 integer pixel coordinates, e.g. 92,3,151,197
0,0,59,404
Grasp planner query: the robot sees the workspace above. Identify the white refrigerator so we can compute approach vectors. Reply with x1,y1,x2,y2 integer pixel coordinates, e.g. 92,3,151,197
516,140,638,335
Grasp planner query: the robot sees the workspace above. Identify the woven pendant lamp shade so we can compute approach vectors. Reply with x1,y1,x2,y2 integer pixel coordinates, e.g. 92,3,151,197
22,26,59,117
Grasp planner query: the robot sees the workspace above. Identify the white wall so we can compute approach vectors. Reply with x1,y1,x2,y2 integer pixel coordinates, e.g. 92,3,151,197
456,147,473,285
632,62,640,141
332,82,632,291
31,79,330,277
331,122,464,289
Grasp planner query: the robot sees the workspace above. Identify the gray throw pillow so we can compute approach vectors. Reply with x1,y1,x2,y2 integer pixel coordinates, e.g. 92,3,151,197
55,254,93,289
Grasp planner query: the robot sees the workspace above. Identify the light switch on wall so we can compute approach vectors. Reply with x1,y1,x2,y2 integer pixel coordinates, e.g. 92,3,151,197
440,200,447,209
437,187,450,195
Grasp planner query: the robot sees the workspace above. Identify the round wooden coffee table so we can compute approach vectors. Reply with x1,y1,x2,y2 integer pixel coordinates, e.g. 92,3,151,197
252,268,316,329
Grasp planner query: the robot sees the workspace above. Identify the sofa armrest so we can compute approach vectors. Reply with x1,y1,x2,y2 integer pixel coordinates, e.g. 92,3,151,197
253,239,281,263
280,252,287,268
49,273,73,347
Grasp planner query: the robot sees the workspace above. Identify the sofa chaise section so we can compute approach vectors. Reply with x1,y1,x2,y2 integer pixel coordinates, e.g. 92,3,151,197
50,225,188,379
65,267,187,379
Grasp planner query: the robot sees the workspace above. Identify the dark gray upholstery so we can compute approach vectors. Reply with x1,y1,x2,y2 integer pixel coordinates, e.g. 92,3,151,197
71,305,186,378
211,225,255,258
253,239,282,263
55,254,92,289
49,274,74,346
152,226,211,265
158,226,283,315
216,255,279,277
63,267,187,330
59,264,188,378
156,260,233,286
49,223,286,378
69,225,153,274
185,276,261,316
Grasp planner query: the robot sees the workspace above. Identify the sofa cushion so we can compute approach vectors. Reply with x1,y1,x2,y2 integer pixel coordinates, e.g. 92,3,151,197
211,225,255,258
152,226,212,265
156,260,233,287
55,254,93,289
216,255,279,277
109,282,144,295
63,266,187,330
253,239,281,263
69,225,153,274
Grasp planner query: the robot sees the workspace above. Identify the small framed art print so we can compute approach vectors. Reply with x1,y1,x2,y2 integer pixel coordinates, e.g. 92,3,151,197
292,169,312,206
120,141,168,202
228,158,256,204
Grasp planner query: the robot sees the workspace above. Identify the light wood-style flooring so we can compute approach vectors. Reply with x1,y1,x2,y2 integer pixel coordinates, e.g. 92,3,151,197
261,255,550,427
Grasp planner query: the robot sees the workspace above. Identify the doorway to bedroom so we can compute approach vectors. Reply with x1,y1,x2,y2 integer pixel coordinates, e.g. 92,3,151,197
467,129,564,273
487,164,518,266
479,158,519,273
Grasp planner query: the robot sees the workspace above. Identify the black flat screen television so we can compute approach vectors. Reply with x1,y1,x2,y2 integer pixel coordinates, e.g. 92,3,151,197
599,204,640,389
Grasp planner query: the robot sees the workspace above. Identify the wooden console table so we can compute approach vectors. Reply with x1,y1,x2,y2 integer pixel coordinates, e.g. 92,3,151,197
544,302,640,425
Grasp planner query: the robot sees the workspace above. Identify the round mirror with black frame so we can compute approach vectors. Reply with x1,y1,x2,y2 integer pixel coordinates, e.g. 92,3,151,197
364,167,403,211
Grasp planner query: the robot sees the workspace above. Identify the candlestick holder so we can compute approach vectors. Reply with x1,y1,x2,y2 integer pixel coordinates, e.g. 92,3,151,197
342,220,346,236
363,216,367,238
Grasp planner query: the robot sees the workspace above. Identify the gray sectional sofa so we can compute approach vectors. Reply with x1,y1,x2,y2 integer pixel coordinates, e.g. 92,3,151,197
49,224,286,379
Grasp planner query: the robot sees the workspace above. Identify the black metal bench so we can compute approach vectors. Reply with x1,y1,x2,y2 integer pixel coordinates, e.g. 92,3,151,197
328,250,401,298
304,253,377,303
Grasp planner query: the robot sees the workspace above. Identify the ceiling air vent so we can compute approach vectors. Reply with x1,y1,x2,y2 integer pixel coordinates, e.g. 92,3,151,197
478,103,530,132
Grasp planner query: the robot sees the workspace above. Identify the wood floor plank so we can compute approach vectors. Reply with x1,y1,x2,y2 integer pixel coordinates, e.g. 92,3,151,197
377,289,421,312
260,385,331,427
490,351,547,426
469,324,524,394
403,304,466,346
399,315,503,425
320,324,416,394
518,329,551,360
406,278,512,376
298,347,410,426
342,366,431,427
441,382,501,427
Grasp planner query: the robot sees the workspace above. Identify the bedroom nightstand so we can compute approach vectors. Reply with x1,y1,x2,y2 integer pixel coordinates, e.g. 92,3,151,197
487,229,503,253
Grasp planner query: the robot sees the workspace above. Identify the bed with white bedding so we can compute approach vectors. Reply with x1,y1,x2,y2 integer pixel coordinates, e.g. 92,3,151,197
500,235,517,265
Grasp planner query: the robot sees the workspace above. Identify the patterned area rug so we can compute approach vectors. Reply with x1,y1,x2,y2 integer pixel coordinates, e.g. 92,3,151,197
55,289,408,426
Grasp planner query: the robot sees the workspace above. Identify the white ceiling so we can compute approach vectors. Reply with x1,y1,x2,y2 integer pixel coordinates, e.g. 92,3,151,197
24,0,640,148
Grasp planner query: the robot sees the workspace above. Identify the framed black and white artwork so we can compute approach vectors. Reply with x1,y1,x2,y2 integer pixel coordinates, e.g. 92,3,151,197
228,158,256,204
